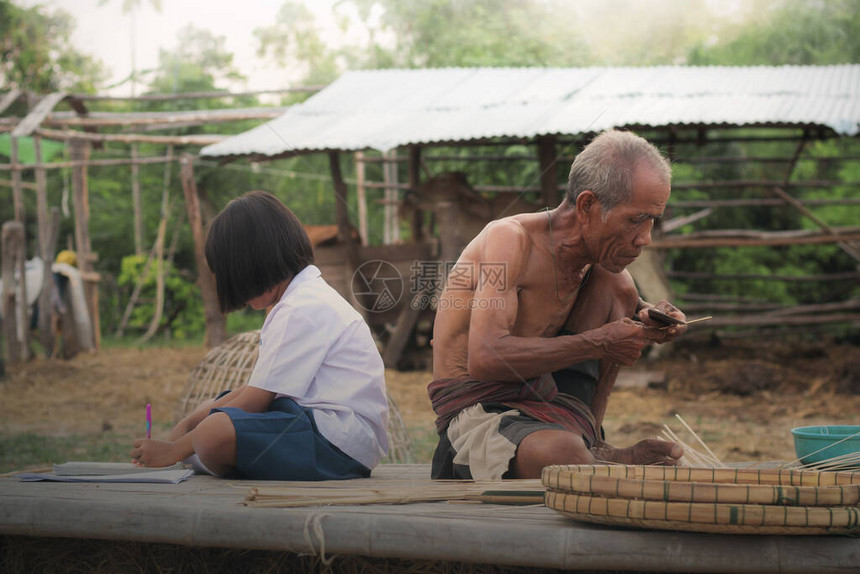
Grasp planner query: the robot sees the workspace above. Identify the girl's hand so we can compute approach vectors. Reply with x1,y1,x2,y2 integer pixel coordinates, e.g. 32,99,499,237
131,438,180,467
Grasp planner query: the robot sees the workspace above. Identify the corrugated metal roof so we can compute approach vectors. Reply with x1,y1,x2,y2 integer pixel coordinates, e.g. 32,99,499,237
200,65,860,158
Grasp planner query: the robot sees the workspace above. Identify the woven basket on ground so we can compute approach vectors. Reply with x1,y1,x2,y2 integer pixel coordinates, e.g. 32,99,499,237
174,330,415,464
542,464,860,535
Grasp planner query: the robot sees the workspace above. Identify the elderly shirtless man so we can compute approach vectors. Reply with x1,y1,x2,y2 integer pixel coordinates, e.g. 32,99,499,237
428,130,686,480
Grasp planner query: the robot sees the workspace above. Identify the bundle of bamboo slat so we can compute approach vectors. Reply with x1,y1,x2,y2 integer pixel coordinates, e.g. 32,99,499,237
244,478,545,507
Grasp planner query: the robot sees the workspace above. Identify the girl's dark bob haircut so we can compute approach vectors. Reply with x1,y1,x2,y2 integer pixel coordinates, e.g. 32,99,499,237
205,190,314,312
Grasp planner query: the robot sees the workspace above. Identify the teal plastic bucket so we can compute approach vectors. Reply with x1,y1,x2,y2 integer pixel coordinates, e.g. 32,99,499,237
790,425,860,465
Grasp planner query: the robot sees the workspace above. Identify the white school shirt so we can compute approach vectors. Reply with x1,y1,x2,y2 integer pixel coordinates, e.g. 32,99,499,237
247,265,389,469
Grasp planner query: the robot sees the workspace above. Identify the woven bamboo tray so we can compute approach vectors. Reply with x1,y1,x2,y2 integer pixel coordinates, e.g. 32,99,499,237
543,464,860,487
543,465,860,506
542,465,860,535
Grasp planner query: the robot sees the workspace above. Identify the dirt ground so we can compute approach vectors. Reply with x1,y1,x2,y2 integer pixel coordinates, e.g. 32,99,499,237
1,336,859,467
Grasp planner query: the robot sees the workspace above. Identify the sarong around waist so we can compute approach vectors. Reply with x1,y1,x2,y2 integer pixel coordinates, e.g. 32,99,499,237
427,374,599,448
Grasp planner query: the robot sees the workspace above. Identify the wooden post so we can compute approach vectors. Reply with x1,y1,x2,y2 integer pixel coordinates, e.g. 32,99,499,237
69,138,96,351
537,136,559,207
383,150,400,245
34,136,57,355
355,151,369,246
381,146,424,369
179,154,225,347
10,137,24,223
2,221,27,364
329,152,360,270
132,143,143,255
329,151,368,320
407,145,422,242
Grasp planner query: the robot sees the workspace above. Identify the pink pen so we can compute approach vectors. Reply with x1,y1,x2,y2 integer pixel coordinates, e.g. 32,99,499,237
146,403,152,439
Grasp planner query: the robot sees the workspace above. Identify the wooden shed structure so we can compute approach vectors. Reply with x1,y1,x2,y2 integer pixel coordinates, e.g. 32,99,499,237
2,66,858,368
201,65,860,367
0,88,305,363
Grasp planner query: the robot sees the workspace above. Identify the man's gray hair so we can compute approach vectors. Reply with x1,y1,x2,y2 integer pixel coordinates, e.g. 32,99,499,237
566,130,671,211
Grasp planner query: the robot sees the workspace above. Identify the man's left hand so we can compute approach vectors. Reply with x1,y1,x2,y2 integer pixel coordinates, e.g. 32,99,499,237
636,300,688,343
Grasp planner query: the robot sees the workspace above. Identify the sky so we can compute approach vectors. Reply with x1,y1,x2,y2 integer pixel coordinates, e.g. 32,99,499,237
24,0,352,95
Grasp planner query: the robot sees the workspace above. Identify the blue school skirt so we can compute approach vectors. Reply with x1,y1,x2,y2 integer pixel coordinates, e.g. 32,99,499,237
211,392,370,481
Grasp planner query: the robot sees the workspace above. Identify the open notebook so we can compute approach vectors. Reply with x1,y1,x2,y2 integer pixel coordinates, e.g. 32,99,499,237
15,461,194,483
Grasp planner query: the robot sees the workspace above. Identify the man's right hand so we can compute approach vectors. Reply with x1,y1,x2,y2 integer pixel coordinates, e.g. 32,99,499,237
594,317,655,366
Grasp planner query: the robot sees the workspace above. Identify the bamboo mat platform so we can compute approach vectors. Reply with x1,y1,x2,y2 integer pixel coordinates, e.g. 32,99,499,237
1,464,858,573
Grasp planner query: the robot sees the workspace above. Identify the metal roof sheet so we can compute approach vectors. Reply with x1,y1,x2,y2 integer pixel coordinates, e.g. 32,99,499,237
200,65,860,158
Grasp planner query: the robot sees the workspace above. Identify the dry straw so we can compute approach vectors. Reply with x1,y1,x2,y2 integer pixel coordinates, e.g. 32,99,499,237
174,330,415,463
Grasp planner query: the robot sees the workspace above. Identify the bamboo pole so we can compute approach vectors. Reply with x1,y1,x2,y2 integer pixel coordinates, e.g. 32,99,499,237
0,155,176,171
35,128,226,146
1,222,28,364
651,228,860,249
10,137,24,223
668,270,860,282
69,139,96,351
180,154,225,347
70,86,324,102
328,151,364,306
132,143,142,255
671,198,860,208
39,107,285,128
0,89,22,115
670,179,859,190
537,136,559,207
355,151,369,246
0,178,38,190
383,150,400,244
33,136,57,355
407,145,422,242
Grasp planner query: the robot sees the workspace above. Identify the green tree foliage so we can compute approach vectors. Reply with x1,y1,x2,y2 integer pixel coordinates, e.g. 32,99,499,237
117,254,204,340
671,0,860,317
688,0,860,65
254,1,340,87
0,0,106,92
341,0,593,68
147,25,247,106
5,0,858,343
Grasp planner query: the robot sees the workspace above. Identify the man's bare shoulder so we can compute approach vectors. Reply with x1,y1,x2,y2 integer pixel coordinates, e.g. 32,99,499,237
482,213,543,246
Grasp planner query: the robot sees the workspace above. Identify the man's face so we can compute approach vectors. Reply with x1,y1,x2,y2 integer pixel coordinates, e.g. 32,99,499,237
590,163,670,273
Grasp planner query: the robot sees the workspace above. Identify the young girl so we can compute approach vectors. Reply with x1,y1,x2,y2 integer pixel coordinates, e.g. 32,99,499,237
131,190,389,480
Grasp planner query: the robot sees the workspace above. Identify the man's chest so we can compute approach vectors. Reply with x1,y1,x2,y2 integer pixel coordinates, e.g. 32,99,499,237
511,287,579,338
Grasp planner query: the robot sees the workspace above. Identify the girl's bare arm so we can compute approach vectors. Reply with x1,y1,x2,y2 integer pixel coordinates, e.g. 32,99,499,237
168,385,251,440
